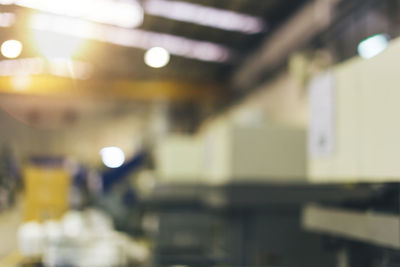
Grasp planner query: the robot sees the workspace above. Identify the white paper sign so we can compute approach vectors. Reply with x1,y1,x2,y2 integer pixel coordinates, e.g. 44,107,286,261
308,71,335,158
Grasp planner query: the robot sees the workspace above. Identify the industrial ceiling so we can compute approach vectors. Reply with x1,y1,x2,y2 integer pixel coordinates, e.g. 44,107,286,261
0,0,309,84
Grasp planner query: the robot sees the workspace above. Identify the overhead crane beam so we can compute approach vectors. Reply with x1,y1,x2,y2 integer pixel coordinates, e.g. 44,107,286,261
0,75,225,103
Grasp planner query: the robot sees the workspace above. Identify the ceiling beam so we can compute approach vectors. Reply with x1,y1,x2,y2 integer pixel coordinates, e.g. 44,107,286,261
0,75,225,103
232,0,340,91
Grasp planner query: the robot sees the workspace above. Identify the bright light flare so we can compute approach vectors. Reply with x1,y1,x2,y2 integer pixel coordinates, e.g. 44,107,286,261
145,47,170,68
100,146,125,168
0,0,143,28
144,0,265,34
1,39,23,58
30,13,232,62
358,34,389,59
31,30,83,59
49,58,93,80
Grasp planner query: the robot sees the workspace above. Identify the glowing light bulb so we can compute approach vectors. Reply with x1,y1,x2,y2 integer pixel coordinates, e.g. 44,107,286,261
358,34,389,59
100,146,125,168
1,39,22,58
144,47,170,68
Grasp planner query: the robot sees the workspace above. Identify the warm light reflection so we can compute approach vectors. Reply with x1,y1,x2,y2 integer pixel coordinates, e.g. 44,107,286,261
11,74,31,91
144,47,170,68
30,13,232,62
0,0,143,28
1,39,23,58
49,58,93,80
144,0,266,34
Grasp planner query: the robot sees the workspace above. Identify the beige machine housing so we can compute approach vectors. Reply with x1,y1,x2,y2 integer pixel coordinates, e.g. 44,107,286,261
309,37,400,183
201,120,307,185
155,135,204,184
155,122,307,185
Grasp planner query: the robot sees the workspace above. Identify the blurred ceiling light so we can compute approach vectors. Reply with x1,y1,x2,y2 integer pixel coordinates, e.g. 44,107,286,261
0,57,92,79
358,34,389,59
144,0,265,34
100,146,125,168
144,47,170,68
31,13,232,62
0,0,143,28
1,39,23,58
0,12,15,27
32,30,83,59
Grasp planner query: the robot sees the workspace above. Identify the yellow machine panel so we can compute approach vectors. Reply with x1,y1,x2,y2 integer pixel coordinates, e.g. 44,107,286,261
23,165,70,222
